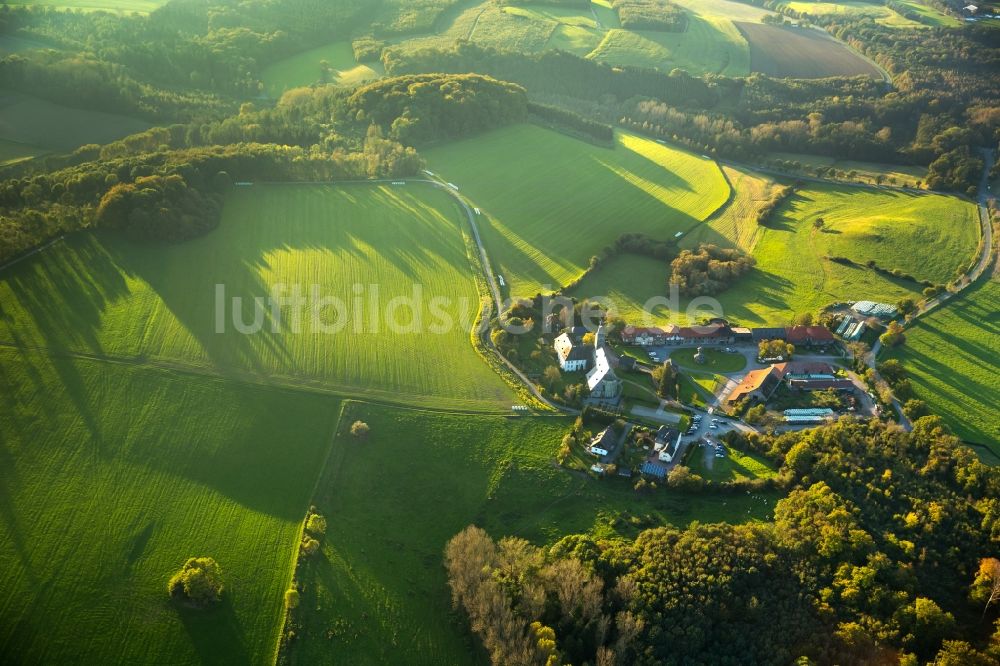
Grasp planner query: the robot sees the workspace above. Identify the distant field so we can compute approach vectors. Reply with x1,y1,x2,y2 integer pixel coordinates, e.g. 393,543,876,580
769,152,928,188
502,4,604,54
887,279,1000,448
0,348,338,664
261,42,383,97
0,184,513,410
0,138,44,166
285,402,779,665
0,90,150,154
681,165,778,251
893,0,963,26
0,34,55,54
11,0,165,12
371,0,464,35
781,1,924,28
671,0,777,23
782,0,959,27
426,124,729,297
588,16,751,76
737,23,883,79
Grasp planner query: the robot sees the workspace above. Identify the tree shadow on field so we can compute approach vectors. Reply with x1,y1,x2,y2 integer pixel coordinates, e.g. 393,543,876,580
177,596,251,666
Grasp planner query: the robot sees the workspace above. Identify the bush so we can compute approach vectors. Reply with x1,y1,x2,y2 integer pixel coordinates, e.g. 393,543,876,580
284,588,300,609
350,420,370,439
168,557,224,606
305,513,327,536
300,536,320,557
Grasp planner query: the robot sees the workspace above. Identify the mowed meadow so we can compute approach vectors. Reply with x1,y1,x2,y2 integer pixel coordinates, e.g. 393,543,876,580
0,183,513,410
285,402,777,665
426,124,729,297
0,348,339,664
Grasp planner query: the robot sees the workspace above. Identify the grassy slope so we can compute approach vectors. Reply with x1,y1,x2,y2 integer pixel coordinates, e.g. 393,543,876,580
0,184,513,411
261,42,383,97
568,180,978,326
0,348,338,664
715,184,979,324
681,165,777,252
0,90,150,153
893,0,963,27
588,16,750,76
782,1,925,28
286,402,779,665
769,152,928,188
887,278,1000,448
565,253,674,325
426,124,729,297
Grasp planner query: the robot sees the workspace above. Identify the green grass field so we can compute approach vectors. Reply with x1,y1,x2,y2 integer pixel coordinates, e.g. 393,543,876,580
0,138,44,166
426,124,729,297
893,0,963,26
781,1,925,28
769,152,928,188
565,254,674,325
588,17,750,76
0,347,339,664
712,184,979,324
261,42,384,97
0,183,513,410
688,442,778,482
887,278,1000,448
0,90,150,154
670,347,747,373
11,0,165,12
570,178,978,326
285,402,779,664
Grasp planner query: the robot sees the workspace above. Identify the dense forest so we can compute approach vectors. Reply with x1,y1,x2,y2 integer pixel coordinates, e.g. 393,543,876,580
446,417,1000,665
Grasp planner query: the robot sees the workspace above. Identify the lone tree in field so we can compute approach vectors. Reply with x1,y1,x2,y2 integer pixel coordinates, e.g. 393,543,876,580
350,420,370,439
168,557,224,606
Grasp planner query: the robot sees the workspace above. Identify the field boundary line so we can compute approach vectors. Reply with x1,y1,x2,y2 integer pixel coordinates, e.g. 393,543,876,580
271,400,348,666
